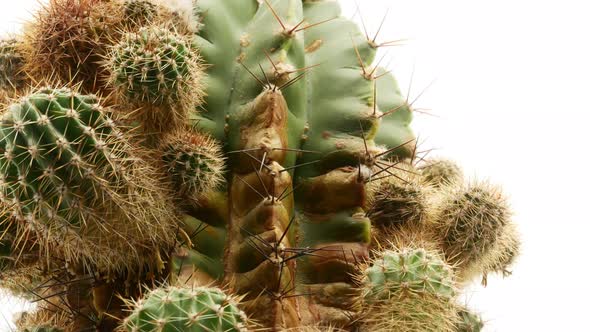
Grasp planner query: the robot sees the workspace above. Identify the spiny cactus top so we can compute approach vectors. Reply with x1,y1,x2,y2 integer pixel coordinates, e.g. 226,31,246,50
0,38,25,91
161,130,225,206
0,87,177,274
110,26,201,105
123,286,248,332
0,0,519,331
363,248,455,300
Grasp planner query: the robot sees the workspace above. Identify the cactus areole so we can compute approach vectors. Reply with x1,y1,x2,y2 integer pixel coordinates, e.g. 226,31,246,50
0,0,519,331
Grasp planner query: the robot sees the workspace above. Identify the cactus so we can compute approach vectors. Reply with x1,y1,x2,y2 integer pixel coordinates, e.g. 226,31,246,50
359,247,459,331
362,248,455,300
0,87,177,274
20,0,122,93
161,131,225,207
479,221,521,283
107,26,204,133
123,0,159,26
186,0,414,327
0,38,26,92
122,285,249,332
367,163,432,247
435,181,512,280
0,0,520,331
456,307,484,332
418,158,464,187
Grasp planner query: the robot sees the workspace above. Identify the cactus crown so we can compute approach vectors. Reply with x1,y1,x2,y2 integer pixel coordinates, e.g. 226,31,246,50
123,286,248,332
0,38,25,91
363,248,455,301
108,25,203,133
439,182,511,267
161,130,225,205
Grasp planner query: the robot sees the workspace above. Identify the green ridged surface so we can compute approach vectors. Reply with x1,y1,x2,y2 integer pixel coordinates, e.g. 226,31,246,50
22,327,64,332
123,286,247,332
364,248,455,301
111,27,196,104
189,0,416,326
192,0,306,169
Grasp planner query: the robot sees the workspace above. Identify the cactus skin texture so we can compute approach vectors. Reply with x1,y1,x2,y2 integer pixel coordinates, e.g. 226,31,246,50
122,286,248,332
108,26,204,133
436,181,512,281
0,87,177,274
359,248,459,332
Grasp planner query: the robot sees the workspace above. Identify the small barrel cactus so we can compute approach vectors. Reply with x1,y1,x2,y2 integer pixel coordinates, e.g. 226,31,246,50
360,247,458,331
0,87,177,274
0,0,520,331
367,163,432,247
122,286,249,332
363,248,455,300
108,26,204,133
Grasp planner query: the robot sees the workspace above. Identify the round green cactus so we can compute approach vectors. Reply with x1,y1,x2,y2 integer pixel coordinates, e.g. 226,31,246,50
123,286,248,332
363,247,455,301
108,26,203,133
0,87,177,274
161,130,225,206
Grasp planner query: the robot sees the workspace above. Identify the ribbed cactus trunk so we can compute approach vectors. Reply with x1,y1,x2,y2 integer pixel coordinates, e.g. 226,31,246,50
191,0,414,328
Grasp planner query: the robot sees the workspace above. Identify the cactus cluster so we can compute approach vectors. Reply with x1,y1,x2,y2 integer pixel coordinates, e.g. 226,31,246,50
0,0,520,331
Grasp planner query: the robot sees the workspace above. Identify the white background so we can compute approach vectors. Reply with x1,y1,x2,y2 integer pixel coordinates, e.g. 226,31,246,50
1,0,589,331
